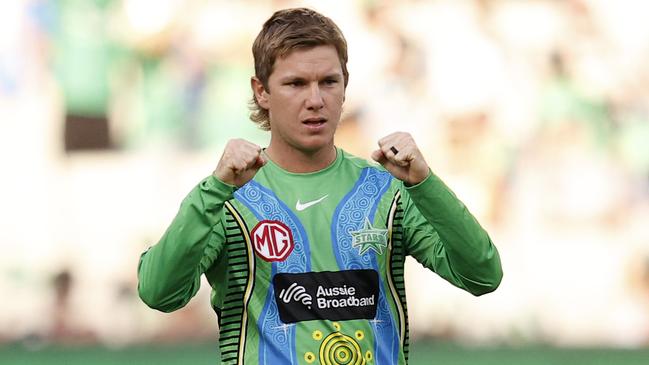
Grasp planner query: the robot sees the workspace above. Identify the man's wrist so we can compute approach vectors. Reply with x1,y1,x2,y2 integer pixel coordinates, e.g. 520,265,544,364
404,169,432,188
201,175,238,194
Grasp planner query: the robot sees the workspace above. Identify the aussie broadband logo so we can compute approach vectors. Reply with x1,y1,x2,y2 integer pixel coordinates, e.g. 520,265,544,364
273,270,379,324
279,283,313,309
251,220,294,262
315,284,375,309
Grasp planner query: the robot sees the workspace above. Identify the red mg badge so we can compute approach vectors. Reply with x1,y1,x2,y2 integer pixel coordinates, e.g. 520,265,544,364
250,220,295,262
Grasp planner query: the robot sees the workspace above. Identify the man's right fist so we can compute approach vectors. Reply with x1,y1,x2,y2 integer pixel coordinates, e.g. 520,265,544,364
213,139,266,187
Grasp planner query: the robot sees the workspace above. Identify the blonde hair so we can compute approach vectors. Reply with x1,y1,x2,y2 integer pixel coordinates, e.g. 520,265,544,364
250,8,349,130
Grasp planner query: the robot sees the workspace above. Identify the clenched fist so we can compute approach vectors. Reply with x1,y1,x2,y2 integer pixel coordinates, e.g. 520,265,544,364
213,139,266,187
371,132,430,186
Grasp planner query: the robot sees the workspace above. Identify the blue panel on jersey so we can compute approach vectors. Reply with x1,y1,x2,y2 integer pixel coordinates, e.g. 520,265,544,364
331,167,392,268
235,180,310,365
331,167,399,365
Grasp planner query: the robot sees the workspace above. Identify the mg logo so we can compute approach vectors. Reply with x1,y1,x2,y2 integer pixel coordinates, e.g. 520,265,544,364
251,220,295,262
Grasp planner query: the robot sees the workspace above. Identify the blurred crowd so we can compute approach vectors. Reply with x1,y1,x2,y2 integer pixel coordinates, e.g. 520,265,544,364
1,0,649,348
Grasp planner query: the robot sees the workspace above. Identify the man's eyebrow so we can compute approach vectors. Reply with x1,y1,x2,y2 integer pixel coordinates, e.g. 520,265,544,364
279,75,307,81
279,72,343,81
322,73,343,80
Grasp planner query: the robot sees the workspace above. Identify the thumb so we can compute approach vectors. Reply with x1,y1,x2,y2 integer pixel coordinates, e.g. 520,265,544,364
255,154,266,168
371,149,387,165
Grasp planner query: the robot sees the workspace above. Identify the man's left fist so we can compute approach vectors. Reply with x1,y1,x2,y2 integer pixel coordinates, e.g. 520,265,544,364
371,132,430,186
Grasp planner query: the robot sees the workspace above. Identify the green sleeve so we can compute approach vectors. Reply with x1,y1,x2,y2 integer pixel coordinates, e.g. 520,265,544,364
402,172,503,296
137,175,236,312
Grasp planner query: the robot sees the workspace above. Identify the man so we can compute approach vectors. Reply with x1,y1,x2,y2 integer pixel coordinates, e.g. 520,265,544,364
138,8,502,365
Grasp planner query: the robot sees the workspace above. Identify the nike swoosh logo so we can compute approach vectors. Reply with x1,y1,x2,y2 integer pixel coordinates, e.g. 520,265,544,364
295,194,329,211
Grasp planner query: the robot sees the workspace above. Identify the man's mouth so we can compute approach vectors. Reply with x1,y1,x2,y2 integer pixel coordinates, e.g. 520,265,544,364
302,117,327,127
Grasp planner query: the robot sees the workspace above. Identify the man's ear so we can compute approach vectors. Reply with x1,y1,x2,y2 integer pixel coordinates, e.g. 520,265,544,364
251,77,270,110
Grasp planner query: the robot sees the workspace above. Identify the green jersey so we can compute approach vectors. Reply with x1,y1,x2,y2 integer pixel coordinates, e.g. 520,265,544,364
138,148,502,365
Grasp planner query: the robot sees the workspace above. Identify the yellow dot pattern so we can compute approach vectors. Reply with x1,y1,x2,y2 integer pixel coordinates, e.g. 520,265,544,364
305,351,316,363
333,322,341,331
355,330,364,340
313,330,323,341
365,350,373,361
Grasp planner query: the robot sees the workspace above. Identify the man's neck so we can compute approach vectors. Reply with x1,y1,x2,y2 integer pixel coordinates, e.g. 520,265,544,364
265,144,337,173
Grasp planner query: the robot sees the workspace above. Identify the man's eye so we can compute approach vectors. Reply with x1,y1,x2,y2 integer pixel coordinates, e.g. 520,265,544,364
287,80,305,87
323,79,338,85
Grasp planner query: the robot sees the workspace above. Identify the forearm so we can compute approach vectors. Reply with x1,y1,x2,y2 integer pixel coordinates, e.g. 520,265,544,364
406,172,503,295
138,176,235,311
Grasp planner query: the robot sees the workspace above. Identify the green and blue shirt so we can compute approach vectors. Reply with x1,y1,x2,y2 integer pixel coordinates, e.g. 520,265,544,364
138,148,502,365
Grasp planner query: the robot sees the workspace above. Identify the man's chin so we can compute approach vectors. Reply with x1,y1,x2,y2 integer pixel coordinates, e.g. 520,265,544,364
293,139,336,155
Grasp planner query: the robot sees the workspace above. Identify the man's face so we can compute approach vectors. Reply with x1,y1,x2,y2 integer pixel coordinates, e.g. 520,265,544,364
253,45,345,154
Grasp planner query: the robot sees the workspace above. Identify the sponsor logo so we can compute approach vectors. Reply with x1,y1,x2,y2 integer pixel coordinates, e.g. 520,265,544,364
350,218,388,255
251,220,294,262
273,270,379,323
295,194,329,211
279,283,313,309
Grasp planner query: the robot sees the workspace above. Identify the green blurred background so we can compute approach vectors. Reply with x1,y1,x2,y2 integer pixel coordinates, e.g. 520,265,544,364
3,342,649,365
2,0,649,364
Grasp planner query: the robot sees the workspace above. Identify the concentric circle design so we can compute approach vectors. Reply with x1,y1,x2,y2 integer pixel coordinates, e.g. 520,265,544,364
319,332,365,365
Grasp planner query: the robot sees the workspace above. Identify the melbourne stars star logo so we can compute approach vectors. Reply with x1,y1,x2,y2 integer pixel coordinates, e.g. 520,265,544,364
350,218,388,256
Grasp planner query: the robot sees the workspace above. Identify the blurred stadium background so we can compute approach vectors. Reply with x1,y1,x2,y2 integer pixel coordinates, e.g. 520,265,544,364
2,0,649,364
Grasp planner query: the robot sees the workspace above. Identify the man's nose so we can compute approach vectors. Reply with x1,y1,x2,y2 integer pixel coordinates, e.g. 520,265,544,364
305,83,324,110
